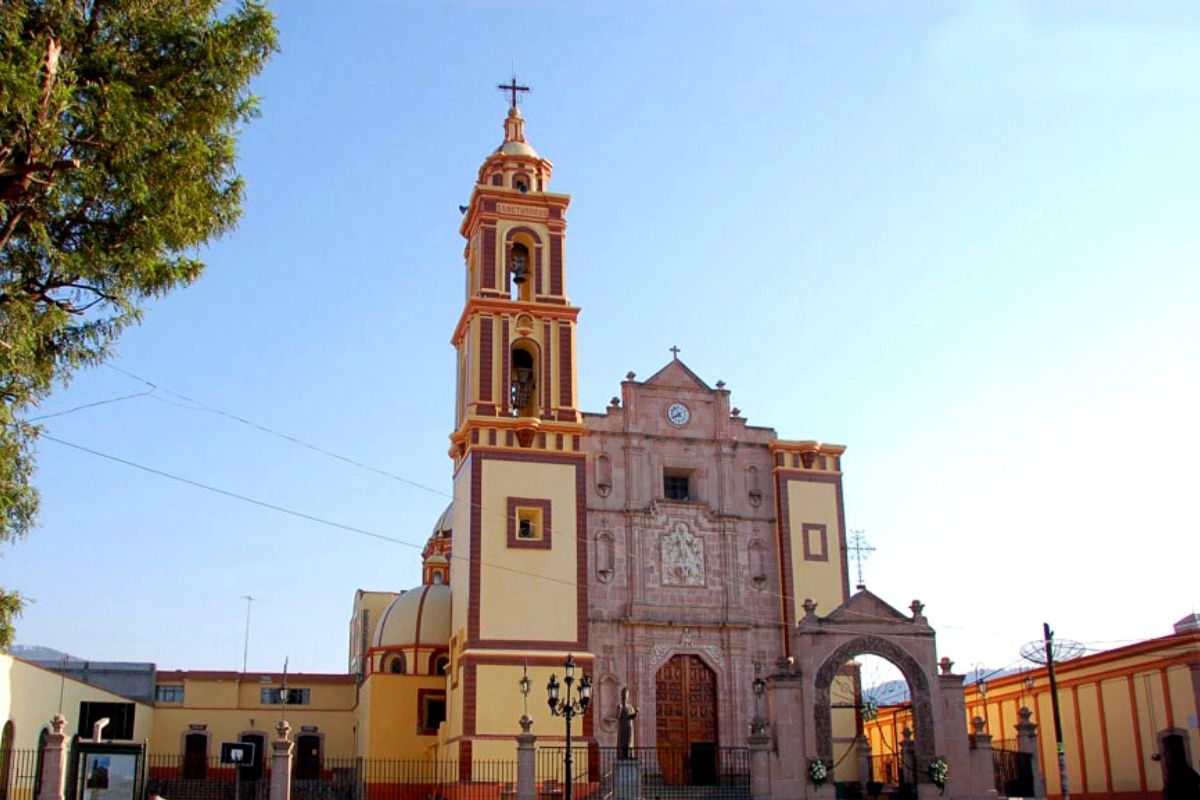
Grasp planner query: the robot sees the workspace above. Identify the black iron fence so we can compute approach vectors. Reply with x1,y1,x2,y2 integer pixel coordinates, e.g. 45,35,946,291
991,747,1033,797
145,755,268,800
2,749,43,800
536,747,749,800
144,756,516,800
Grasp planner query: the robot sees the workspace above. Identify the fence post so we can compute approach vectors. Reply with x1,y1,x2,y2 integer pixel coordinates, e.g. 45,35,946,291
967,717,998,799
853,734,872,791
36,714,68,800
270,721,293,800
516,715,536,800
1015,707,1046,799
748,717,771,800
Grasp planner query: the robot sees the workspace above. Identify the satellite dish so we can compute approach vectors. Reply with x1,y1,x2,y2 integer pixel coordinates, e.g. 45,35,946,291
1020,638,1085,664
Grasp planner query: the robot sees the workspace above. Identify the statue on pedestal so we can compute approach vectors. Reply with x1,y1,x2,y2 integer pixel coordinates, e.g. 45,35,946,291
617,687,637,759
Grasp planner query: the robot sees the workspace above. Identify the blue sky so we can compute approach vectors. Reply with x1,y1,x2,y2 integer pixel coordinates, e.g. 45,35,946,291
8,1,1199,677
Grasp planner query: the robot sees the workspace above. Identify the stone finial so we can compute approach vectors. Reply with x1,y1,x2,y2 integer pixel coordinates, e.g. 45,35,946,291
625,371,636,381
1016,707,1035,729
275,720,291,740
716,380,726,389
610,397,621,408
972,716,986,734
939,656,954,675
775,655,796,675
901,726,913,742
910,599,925,618
519,714,533,733
51,714,66,734
802,598,818,619
731,408,741,417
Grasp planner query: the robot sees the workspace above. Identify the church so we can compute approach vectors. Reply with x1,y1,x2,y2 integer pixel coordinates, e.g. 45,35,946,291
347,91,856,771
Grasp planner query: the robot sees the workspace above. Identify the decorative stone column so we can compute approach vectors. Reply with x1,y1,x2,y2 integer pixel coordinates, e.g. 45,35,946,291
1015,707,1046,799
899,726,917,795
854,734,872,790
748,722,771,800
764,662,809,800
36,714,68,800
269,720,294,800
967,717,999,799
516,715,537,800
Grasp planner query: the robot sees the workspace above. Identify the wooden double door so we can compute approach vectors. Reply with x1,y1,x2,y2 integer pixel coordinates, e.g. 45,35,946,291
655,654,719,785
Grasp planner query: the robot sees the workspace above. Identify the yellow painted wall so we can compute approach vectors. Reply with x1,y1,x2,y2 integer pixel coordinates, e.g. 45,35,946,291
785,479,844,618
148,675,355,758
479,460,578,643
865,633,1200,799
0,656,154,748
360,674,444,759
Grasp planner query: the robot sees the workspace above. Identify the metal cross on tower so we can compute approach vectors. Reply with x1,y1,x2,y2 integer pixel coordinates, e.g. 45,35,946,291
847,529,875,590
669,345,681,359
497,76,530,109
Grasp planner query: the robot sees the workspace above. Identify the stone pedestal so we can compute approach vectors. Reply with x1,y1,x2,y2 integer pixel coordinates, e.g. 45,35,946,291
1015,708,1046,799
36,715,68,800
854,734,872,787
968,717,999,799
748,730,771,800
613,759,641,800
516,715,537,800
269,721,294,800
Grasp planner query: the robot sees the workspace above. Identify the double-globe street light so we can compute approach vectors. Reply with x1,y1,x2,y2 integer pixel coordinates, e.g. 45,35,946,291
547,654,591,800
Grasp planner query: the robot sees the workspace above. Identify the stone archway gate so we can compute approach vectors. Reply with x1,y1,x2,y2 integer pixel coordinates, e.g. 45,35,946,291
754,589,973,799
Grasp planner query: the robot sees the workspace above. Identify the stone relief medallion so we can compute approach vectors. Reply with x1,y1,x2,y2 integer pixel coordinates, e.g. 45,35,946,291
661,522,705,587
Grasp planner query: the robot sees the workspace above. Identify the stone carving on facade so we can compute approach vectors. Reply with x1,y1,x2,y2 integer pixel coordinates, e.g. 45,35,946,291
661,522,705,586
650,640,725,668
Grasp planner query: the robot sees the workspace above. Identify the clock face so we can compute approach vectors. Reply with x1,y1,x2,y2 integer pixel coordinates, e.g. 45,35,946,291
666,402,690,426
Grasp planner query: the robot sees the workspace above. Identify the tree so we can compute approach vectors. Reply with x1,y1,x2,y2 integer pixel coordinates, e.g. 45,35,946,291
0,1,277,647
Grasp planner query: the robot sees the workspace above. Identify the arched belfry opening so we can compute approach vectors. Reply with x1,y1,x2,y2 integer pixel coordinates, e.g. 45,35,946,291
508,241,533,302
510,341,538,417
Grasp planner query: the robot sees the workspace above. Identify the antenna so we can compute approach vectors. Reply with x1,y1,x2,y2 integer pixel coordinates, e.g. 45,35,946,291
847,530,875,589
241,595,255,673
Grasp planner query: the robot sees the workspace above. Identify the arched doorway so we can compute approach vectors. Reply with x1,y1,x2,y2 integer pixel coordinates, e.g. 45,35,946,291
655,655,718,786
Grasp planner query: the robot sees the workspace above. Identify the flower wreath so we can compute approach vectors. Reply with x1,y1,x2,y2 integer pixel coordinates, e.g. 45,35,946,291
928,755,949,793
807,757,831,786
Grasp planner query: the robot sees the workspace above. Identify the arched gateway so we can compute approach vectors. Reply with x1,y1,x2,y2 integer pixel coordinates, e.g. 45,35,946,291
756,589,972,798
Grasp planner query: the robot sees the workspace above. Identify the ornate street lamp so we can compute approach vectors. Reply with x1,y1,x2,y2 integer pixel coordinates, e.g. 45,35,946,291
547,654,591,800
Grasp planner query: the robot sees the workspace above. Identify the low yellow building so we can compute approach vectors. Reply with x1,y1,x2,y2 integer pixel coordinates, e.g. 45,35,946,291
864,616,1200,799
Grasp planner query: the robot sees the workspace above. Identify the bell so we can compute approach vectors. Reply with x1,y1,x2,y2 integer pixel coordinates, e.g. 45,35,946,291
512,252,527,284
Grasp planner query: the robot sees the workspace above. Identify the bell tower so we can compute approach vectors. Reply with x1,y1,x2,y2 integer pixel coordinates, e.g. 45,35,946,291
445,85,590,770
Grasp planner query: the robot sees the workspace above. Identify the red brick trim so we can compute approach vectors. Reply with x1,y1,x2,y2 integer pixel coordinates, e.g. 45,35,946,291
479,316,493,402
463,662,477,736
1071,685,1088,793
542,321,552,413
507,497,552,549
558,322,572,408
501,318,511,415
802,523,829,561
1126,675,1147,792
550,234,563,296
482,226,496,291
459,740,472,781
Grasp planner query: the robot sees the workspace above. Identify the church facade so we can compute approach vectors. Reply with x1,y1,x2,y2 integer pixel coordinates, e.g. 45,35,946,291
362,97,858,768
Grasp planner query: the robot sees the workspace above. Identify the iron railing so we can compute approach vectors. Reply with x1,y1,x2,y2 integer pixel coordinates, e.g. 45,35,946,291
991,747,1033,797
145,755,268,800
2,749,43,800
537,747,749,800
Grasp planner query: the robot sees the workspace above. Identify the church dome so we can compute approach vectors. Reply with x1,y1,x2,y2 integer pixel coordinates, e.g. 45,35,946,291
372,582,452,649
431,503,453,537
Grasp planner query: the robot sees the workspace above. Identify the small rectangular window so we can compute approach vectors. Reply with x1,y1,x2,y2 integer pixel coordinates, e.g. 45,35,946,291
664,474,690,501
418,691,447,735
507,498,552,548
155,685,184,703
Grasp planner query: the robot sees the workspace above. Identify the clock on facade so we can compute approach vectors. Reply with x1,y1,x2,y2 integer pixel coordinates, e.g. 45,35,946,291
666,402,690,426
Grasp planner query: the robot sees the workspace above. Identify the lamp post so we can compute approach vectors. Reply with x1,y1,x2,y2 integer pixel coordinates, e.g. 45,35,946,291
547,654,591,800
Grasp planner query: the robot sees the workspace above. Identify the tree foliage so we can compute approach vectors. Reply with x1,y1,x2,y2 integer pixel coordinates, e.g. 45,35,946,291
0,0,276,648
